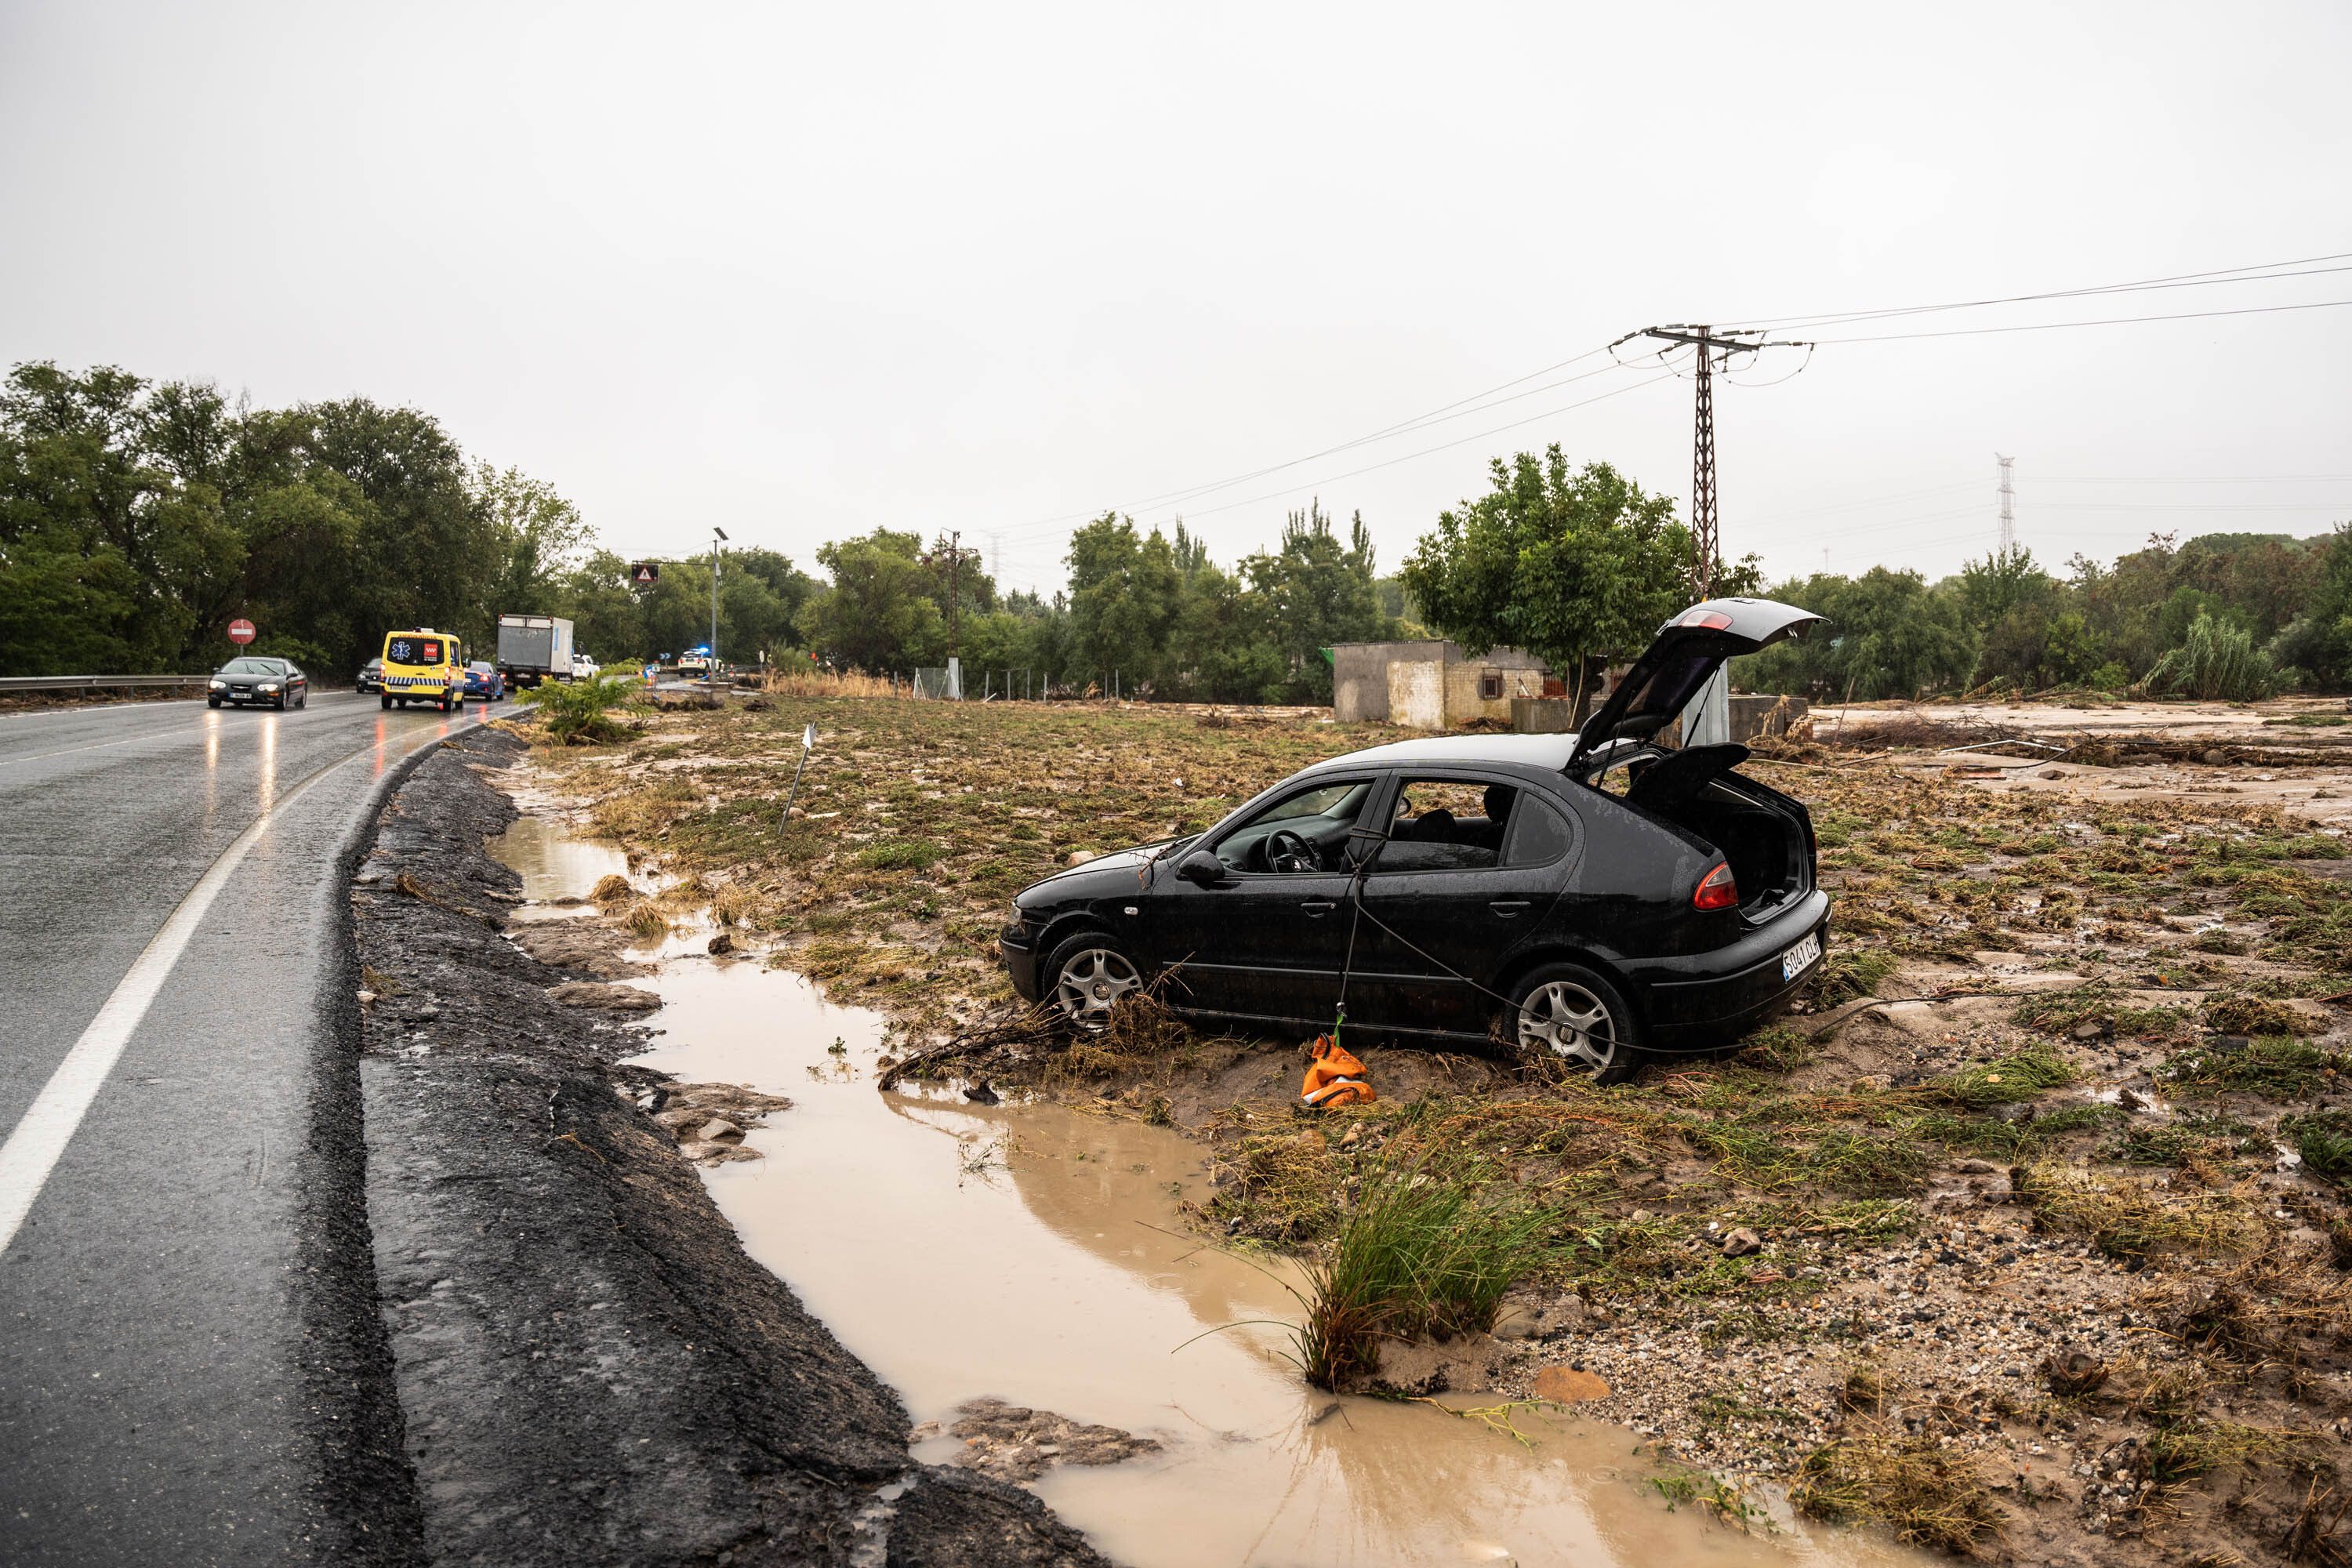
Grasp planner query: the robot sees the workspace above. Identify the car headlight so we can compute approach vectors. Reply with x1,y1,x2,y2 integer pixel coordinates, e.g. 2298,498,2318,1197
258,684,278,692
209,679,225,688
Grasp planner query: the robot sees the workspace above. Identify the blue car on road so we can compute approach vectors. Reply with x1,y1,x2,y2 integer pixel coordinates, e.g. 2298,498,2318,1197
461,661,506,702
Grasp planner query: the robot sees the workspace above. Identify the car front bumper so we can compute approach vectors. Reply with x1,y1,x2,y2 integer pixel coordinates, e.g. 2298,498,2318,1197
1631,890,1831,1051
999,924,1041,1001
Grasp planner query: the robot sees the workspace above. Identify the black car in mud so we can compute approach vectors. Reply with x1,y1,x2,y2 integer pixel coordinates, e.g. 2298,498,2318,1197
998,597,1830,1080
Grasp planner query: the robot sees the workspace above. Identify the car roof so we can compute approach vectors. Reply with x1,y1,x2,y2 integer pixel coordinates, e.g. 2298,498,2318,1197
1301,733,1581,772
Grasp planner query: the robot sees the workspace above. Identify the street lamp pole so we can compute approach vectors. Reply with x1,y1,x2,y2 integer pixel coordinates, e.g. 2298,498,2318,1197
710,526,728,683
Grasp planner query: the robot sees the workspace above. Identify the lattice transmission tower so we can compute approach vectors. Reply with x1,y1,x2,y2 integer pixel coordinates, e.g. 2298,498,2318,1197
1996,454,2017,554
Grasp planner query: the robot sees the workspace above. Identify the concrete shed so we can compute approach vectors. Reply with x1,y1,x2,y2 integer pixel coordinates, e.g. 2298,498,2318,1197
1332,640,1547,725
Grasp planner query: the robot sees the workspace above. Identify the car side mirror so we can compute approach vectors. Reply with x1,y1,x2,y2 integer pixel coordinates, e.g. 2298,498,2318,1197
1174,850,1227,887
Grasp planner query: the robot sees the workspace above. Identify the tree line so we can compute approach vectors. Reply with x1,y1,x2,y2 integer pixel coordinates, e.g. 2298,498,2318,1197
1734,529,2352,702
5,361,2346,700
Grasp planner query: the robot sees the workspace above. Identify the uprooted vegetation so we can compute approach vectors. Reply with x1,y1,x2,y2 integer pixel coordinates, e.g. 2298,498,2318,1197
519,691,2352,1563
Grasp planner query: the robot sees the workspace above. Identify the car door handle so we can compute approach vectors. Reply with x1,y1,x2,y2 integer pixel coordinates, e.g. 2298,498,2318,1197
1489,898,1533,917
1299,899,1338,916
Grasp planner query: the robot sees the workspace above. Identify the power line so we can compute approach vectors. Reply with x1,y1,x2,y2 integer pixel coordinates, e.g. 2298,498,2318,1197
2027,499,2351,512
1808,295,2352,343
1004,355,1636,538
978,340,1632,546
1718,249,2352,332
2031,473,2352,484
1145,373,1679,524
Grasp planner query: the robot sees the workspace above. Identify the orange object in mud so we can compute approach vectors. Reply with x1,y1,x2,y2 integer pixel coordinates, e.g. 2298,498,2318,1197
1300,1036,1375,1111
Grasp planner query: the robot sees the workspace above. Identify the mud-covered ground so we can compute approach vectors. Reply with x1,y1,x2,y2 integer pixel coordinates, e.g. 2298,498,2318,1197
350,727,1105,1567
514,692,2352,1566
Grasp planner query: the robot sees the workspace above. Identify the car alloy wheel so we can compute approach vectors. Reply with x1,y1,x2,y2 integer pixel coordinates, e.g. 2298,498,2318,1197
1512,970,1631,1080
1052,945,1142,1032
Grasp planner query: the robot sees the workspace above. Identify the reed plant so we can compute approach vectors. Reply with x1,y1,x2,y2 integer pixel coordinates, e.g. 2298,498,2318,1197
1294,1152,1552,1391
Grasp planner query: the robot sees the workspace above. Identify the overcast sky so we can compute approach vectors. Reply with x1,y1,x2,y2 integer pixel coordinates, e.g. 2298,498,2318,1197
5,1,2349,595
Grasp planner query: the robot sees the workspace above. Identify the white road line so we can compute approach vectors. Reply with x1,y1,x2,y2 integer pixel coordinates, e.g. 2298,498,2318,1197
0,715,464,1254
0,695,416,768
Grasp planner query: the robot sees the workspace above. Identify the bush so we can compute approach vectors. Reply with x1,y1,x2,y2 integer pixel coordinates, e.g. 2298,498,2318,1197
2142,611,2278,701
534,673,639,745
2085,660,2130,692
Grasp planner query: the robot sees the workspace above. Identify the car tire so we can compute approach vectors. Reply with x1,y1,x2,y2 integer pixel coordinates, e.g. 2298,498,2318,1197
207,696,221,709
275,693,287,710
1503,961,1642,1084
1042,931,1145,1034
380,695,392,710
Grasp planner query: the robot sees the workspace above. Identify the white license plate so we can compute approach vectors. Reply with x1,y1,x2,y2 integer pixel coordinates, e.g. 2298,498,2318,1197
1780,932,1823,982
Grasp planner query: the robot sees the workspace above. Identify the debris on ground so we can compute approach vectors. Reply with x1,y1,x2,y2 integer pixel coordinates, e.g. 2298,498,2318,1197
938,1398,1162,1484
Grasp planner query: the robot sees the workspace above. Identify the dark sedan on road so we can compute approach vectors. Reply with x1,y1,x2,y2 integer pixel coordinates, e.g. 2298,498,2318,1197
356,657,384,694
461,661,506,702
207,656,308,710
999,597,1830,1080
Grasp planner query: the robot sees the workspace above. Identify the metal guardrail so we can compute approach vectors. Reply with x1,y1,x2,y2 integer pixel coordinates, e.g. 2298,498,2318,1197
0,674,215,693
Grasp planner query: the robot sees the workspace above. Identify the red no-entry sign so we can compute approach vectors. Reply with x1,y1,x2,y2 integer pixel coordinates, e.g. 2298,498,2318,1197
227,619,256,646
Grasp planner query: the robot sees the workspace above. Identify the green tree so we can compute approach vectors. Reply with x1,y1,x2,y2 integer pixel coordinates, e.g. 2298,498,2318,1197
1065,513,1181,691
1399,448,1700,713
799,529,947,672
2273,524,2352,689
1235,500,1391,702
1743,568,1976,700
471,463,593,642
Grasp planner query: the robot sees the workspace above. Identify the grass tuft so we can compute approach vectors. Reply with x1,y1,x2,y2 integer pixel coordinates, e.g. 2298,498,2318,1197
2013,1164,2259,1265
2168,1037,2342,1099
1935,1047,2074,1108
618,898,670,937
2202,992,2310,1036
1793,1433,2005,1555
855,837,945,872
1294,1152,1551,1392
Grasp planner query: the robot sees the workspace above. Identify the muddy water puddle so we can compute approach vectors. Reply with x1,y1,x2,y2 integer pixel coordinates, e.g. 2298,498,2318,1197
496,818,1919,1568
488,815,641,919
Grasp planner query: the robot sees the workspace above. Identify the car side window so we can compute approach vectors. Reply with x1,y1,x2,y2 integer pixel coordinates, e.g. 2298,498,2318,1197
1212,779,1374,874
1372,776,1517,873
1501,795,1574,866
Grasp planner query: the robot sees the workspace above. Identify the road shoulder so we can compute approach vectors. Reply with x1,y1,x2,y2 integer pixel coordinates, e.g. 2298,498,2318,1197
353,728,1105,1566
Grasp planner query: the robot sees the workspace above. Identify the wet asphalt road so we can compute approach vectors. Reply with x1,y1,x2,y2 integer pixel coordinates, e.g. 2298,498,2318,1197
0,692,487,1566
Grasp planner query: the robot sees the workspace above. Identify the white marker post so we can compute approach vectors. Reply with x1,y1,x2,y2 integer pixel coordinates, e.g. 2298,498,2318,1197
782,721,817,822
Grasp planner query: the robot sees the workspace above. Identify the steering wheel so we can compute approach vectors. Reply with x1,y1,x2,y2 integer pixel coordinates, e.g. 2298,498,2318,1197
1264,829,1319,874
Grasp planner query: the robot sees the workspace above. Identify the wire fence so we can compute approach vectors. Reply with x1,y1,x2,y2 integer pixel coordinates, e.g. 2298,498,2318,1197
751,664,1145,702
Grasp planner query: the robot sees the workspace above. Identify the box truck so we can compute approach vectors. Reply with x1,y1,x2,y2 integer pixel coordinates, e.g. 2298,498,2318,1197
495,614,575,689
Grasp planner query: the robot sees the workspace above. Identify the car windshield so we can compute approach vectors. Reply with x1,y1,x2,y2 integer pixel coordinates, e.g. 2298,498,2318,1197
468,662,494,673
220,658,282,675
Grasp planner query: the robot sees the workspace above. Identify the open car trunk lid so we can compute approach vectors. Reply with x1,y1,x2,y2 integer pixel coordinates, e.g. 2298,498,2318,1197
1566,597,1824,768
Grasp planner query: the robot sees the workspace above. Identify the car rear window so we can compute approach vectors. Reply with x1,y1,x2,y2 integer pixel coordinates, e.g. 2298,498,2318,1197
386,637,446,665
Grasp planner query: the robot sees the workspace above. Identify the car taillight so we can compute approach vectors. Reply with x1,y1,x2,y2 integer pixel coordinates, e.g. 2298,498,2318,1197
1679,608,1734,629
1693,862,1739,911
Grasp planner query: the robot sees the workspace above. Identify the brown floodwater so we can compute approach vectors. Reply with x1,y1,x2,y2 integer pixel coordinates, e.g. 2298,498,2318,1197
487,815,633,907
495,818,1925,1568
